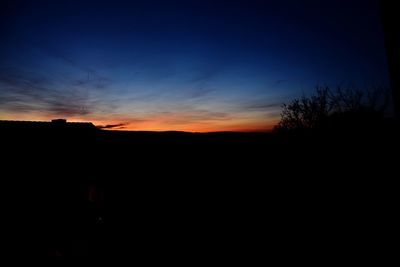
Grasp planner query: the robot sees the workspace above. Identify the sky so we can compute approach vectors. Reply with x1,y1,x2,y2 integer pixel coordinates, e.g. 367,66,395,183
0,0,390,131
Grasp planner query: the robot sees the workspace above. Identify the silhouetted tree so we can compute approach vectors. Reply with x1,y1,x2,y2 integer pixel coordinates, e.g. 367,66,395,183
381,0,400,119
275,86,389,132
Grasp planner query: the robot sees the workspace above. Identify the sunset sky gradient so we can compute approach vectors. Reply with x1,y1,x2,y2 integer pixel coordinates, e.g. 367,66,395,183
0,0,389,131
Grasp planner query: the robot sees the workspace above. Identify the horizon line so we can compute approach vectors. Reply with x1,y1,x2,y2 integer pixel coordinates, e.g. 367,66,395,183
0,119,273,133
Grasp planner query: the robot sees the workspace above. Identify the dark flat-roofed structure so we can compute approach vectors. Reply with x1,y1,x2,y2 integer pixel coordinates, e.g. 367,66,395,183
0,119,98,131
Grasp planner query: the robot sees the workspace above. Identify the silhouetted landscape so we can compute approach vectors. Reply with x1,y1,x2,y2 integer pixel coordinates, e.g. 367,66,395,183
2,111,398,260
1,0,399,262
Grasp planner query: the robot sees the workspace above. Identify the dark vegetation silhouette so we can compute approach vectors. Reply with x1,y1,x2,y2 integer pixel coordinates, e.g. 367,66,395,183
381,0,400,119
275,86,390,133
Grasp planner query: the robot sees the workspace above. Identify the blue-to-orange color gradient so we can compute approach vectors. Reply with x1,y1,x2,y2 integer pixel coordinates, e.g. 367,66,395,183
0,0,389,131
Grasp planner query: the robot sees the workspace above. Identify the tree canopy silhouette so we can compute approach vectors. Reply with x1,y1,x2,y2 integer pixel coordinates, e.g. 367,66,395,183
275,86,389,132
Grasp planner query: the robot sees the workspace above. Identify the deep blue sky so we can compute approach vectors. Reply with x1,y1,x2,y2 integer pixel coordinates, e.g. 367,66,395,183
0,0,389,131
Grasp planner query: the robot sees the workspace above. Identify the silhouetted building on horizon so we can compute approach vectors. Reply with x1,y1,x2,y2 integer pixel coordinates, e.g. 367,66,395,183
0,119,98,132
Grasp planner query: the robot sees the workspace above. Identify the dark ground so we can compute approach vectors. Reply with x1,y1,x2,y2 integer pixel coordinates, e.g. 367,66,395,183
1,120,398,262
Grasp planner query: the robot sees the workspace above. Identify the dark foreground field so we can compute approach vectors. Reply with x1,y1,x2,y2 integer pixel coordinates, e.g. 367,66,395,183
1,120,398,261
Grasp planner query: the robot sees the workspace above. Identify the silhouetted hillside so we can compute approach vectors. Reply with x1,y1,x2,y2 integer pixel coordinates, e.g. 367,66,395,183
0,119,97,134
1,119,397,261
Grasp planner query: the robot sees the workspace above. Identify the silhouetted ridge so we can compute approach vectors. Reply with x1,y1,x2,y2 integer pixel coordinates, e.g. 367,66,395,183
0,119,98,131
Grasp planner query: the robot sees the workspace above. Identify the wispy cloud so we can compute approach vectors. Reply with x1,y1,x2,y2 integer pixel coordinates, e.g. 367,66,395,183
274,79,287,85
156,109,230,125
97,123,127,129
243,102,281,111
0,67,116,117
71,70,113,90
34,45,115,91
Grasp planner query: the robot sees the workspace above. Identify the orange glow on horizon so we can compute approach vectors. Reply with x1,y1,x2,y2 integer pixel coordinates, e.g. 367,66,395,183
0,112,278,132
